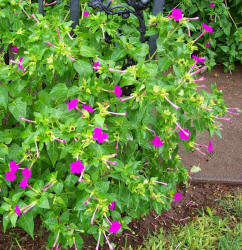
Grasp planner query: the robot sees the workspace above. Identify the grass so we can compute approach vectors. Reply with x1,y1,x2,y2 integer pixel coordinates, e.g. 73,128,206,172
133,191,242,250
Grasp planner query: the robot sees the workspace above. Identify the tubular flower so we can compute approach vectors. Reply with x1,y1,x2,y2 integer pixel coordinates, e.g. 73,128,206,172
5,171,17,182
109,220,121,234
208,140,213,153
67,99,78,110
18,57,24,70
93,61,100,71
70,160,85,174
19,178,28,189
81,104,94,113
22,168,32,178
205,42,211,48
15,205,21,217
114,85,122,98
209,2,215,7
152,136,164,148
171,8,183,21
9,161,19,173
109,201,115,210
192,55,206,63
174,192,182,201
178,128,191,140
13,45,18,53
83,11,89,17
93,128,108,144
202,24,213,34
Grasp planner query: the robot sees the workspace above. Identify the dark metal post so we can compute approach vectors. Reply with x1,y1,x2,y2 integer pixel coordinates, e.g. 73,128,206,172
146,0,165,60
70,0,80,36
38,0,44,15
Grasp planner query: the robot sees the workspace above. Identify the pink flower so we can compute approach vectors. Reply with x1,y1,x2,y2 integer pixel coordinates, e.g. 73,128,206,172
81,104,94,113
205,42,211,48
70,160,85,174
152,136,164,148
109,201,115,210
93,61,100,71
202,24,213,34
83,11,89,17
22,168,32,179
114,85,122,98
209,2,215,7
5,171,17,182
171,8,183,21
9,161,19,173
18,57,24,71
179,128,190,140
174,192,182,201
13,45,18,53
109,220,121,234
208,140,213,153
15,205,21,217
192,55,205,63
93,128,108,144
19,178,28,189
67,99,78,110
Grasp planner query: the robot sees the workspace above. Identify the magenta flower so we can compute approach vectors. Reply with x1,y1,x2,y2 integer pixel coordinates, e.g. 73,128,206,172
13,45,18,53
81,104,94,113
208,140,213,153
22,168,32,179
19,178,28,189
174,192,182,202
179,128,190,140
152,136,164,148
18,57,24,71
93,128,108,144
67,99,78,110
93,61,100,71
5,171,17,182
202,24,213,34
192,55,205,63
9,161,19,173
114,85,122,98
83,11,89,17
205,42,211,48
109,220,121,234
70,160,85,174
171,8,183,21
109,201,115,210
15,205,21,217
209,2,215,7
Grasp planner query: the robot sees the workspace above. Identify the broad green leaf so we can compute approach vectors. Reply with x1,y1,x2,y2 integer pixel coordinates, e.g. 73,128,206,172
73,60,92,78
50,83,68,102
0,85,8,109
17,212,34,238
190,165,201,173
9,98,27,122
38,197,50,209
46,141,59,167
79,45,96,57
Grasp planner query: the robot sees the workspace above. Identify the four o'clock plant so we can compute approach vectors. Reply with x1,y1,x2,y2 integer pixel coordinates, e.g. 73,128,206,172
0,1,240,249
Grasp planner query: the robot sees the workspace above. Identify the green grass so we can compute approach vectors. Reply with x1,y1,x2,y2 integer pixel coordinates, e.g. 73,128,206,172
131,191,242,250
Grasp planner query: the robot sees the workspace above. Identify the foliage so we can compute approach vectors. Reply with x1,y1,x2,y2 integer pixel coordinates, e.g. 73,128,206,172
164,0,242,72
0,0,233,249
139,207,241,250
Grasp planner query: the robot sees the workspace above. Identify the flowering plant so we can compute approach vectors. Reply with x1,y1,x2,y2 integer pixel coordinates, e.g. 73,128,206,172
164,0,242,72
0,0,239,249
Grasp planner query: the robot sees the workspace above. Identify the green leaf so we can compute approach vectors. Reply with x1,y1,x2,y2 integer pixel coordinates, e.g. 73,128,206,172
0,85,8,109
190,165,201,173
17,212,34,238
50,83,68,102
46,141,59,167
79,45,96,57
73,60,92,78
9,97,27,122
38,197,50,209
10,213,18,227
59,210,69,223
53,183,63,195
